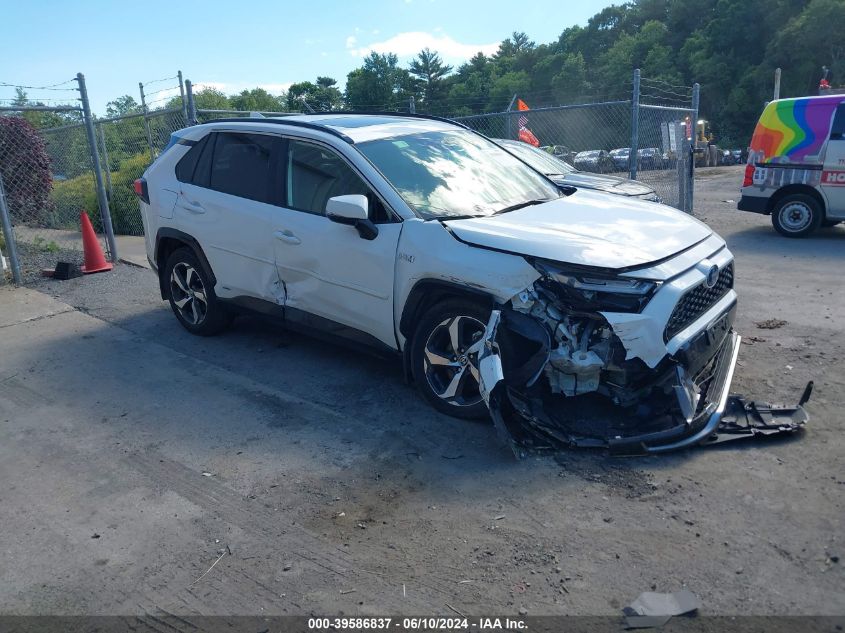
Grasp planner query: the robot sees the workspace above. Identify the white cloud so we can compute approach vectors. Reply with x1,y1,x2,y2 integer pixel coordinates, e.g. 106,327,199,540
346,31,498,60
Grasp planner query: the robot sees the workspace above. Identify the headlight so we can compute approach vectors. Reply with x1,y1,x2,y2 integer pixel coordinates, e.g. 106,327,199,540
532,260,660,312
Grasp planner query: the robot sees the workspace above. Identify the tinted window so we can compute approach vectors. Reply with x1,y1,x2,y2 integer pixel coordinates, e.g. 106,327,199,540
831,104,845,140
175,135,208,183
287,140,376,217
209,132,276,203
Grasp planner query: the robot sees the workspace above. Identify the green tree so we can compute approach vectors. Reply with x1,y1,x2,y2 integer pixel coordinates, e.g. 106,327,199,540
345,53,415,110
409,49,453,109
229,88,286,112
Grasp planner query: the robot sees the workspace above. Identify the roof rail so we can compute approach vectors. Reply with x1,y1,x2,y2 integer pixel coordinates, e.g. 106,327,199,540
201,117,355,143
301,110,471,131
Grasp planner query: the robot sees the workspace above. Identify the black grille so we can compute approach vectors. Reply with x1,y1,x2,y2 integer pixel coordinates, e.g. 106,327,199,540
664,263,734,341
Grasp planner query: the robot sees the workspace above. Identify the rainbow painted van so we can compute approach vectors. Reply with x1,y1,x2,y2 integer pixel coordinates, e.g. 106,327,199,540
738,94,845,237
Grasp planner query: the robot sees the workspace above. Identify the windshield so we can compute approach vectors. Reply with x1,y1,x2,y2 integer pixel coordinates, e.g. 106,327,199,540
611,148,629,156
500,141,576,176
579,151,601,158
356,130,559,219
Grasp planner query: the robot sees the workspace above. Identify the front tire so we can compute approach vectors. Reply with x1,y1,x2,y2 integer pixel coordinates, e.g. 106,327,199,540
411,299,491,420
163,247,232,336
771,194,823,237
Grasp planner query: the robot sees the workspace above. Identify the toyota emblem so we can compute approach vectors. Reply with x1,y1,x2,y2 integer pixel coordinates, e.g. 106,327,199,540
705,264,719,288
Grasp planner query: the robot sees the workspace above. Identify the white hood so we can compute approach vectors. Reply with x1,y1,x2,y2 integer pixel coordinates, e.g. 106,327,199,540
443,190,712,269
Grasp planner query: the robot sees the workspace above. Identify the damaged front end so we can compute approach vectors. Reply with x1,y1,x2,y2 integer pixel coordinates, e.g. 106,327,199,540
477,261,809,457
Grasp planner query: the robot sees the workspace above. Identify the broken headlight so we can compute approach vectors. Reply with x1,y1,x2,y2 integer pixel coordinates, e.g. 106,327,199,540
533,260,659,312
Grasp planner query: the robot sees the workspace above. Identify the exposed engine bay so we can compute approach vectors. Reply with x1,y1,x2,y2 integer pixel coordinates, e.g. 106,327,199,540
476,265,810,457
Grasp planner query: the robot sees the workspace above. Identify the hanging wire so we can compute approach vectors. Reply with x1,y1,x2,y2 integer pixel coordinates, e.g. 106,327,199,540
141,75,178,86
0,78,77,91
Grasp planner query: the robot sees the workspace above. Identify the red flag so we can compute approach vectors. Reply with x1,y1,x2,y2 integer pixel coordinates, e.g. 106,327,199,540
516,98,530,111
518,127,540,147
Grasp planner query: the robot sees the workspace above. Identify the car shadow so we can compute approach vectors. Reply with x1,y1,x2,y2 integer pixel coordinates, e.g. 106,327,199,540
725,223,845,261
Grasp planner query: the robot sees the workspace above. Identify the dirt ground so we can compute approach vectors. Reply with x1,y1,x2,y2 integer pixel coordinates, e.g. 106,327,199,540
0,165,843,617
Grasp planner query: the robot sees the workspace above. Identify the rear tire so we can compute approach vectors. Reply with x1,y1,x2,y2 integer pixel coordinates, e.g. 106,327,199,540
771,194,823,238
163,247,232,336
410,298,492,420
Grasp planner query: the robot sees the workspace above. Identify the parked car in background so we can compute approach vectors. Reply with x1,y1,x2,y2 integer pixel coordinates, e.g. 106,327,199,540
574,149,615,173
138,112,747,453
496,139,662,203
637,147,664,170
730,149,742,164
541,144,576,165
609,147,631,171
738,94,845,237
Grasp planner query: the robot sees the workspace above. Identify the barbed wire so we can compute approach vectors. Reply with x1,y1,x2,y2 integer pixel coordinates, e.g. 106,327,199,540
141,75,178,86
0,78,77,91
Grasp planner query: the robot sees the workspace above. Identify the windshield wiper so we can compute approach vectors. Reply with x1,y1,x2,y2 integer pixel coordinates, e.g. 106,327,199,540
493,198,552,215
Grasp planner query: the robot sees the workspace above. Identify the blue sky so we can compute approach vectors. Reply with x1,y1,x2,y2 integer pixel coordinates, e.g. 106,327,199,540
0,0,616,116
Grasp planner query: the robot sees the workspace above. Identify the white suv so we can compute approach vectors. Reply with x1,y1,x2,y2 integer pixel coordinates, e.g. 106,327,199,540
138,113,744,454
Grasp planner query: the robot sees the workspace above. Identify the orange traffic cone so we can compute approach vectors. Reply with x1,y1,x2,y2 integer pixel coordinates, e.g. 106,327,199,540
80,211,113,274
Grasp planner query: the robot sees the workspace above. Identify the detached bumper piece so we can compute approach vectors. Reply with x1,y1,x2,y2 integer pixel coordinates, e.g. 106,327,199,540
478,311,810,459
704,382,812,446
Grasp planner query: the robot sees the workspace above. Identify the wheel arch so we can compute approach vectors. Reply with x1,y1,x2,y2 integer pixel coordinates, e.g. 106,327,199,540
154,228,217,300
767,184,827,217
399,279,496,341
398,279,496,382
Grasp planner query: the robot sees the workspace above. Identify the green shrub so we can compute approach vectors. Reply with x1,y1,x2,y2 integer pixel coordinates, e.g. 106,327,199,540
0,117,53,226
50,151,151,236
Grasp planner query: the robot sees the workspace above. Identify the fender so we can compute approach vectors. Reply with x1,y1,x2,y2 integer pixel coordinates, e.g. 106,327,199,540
154,228,217,300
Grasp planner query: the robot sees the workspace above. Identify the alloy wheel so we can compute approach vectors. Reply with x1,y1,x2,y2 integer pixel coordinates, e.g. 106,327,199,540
423,315,486,407
170,262,208,325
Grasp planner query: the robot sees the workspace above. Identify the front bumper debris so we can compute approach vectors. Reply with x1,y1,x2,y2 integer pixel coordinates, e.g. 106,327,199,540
477,310,810,458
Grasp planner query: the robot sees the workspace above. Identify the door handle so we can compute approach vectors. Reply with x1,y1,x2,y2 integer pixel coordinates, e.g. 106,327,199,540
176,198,205,214
274,229,301,245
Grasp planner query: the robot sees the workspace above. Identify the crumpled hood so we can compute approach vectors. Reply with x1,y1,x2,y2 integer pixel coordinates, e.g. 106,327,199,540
554,172,655,197
444,190,713,269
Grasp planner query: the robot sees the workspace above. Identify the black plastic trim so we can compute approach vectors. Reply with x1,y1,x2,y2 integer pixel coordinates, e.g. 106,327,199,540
203,118,355,143
399,279,496,339
154,228,217,299
737,194,769,214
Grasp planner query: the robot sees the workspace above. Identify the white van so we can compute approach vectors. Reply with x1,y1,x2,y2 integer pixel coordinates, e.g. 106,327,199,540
737,94,845,237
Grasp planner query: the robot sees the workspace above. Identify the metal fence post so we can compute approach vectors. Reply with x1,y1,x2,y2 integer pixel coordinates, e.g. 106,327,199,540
178,70,188,122
629,68,640,181
77,72,118,262
97,122,114,202
138,82,156,161
676,122,688,213
505,93,517,140
185,80,197,125
409,96,416,114
0,172,22,285
689,82,700,213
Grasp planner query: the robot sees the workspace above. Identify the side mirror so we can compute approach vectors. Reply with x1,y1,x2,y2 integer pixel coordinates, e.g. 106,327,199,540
326,194,379,240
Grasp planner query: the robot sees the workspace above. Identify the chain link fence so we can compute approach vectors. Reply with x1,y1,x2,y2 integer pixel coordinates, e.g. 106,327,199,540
0,74,115,285
453,72,697,211
2,68,699,286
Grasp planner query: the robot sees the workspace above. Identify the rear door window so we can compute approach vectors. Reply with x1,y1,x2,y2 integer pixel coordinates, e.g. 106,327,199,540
208,132,278,204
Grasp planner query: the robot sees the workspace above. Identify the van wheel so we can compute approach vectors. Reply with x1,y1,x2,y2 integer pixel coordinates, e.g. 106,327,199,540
164,247,232,336
771,194,823,237
411,299,491,420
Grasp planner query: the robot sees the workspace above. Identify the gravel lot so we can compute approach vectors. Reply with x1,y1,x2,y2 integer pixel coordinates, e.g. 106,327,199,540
1,165,843,617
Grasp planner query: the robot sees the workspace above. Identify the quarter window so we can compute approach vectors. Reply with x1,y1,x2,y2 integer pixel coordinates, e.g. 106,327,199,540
208,132,276,203
175,135,208,183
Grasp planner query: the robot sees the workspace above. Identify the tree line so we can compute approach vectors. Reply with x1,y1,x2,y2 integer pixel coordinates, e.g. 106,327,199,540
9,0,843,147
